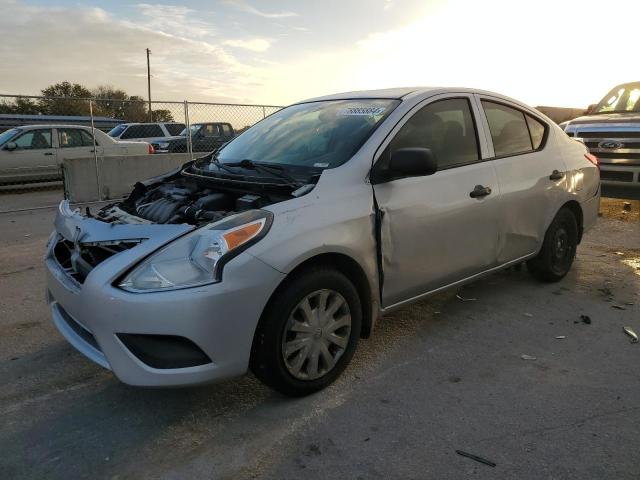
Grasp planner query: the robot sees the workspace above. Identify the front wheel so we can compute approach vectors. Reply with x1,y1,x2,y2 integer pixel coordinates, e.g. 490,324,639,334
250,268,362,397
527,207,578,282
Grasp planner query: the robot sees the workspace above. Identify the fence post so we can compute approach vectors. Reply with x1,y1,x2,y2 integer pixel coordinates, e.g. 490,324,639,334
184,100,193,161
262,106,266,119
88,100,102,200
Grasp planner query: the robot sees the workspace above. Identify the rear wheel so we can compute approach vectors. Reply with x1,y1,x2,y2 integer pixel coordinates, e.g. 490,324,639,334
250,268,361,397
527,208,578,282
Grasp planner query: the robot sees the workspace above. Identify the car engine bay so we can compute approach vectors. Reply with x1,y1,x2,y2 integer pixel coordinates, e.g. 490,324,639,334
95,168,300,226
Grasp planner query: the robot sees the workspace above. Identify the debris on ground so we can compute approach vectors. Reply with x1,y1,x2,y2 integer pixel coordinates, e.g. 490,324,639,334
455,450,496,467
611,305,626,310
555,336,566,339
623,202,632,212
615,251,625,256
623,326,639,344
523,313,533,318
580,315,592,325
521,354,537,361
598,287,613,297
456,294,477,302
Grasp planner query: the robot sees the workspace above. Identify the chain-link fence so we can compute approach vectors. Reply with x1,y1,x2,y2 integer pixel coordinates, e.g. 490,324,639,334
0,94,282,158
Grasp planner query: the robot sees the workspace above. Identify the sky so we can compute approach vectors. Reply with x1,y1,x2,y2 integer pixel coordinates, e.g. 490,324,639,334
1,0,638,108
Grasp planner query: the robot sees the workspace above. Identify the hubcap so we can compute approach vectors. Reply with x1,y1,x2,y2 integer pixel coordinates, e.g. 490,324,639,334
553,228,569,261
281,289,352,380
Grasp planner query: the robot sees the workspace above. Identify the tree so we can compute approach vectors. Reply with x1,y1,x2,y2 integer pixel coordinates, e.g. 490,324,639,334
152,109,175,122
38,81,92,116
0,96,41,114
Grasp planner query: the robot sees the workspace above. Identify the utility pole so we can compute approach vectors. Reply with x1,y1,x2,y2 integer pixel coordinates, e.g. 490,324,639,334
146,48,153,122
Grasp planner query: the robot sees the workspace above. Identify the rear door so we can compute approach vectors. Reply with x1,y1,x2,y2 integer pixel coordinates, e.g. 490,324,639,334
372,95,501,307
0,128,57,183
476,96,567,263
56,128,100,162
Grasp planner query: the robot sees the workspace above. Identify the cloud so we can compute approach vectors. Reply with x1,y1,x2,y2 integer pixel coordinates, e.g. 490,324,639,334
223,38,272,52
0,1,269,103
226,0,298,18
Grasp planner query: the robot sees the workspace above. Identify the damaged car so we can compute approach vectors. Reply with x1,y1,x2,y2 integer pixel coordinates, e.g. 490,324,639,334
46,87,600,396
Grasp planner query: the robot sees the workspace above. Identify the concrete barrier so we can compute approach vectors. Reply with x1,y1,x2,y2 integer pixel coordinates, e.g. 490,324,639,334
62,153,191,202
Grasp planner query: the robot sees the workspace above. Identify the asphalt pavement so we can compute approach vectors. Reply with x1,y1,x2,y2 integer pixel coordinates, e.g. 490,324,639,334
0,190,638,479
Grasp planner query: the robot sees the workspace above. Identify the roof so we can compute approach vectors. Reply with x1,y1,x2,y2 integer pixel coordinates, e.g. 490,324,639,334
9,124,105,130
298,87,422,103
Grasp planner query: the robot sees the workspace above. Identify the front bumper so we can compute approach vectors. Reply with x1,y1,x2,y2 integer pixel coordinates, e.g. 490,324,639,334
46,202,285,387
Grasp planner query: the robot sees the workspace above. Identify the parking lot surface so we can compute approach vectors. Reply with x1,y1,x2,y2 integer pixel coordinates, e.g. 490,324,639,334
1,190,639,479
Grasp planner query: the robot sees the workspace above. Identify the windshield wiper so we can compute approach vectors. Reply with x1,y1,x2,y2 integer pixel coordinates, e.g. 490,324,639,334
210,155,240,176
225,159,304,187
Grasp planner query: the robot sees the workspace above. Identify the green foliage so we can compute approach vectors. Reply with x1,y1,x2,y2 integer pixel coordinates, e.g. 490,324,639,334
151,109,174,122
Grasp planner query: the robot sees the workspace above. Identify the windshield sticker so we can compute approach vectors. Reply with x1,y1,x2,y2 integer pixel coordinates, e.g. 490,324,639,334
313,162,330,168
337,107,386,116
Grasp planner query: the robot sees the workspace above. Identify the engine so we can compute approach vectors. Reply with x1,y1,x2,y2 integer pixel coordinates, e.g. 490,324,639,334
96,178,271,225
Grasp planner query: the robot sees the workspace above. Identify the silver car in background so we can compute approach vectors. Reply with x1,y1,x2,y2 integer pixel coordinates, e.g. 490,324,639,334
46,87,600,396
0,125,153,185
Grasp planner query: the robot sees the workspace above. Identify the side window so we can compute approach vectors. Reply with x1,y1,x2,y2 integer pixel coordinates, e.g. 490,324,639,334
390,98,479,169
525,114,546,150
481,101,533,156
80,130,96,146
14,130,52,150
203,124,221,137
58,129,85,148
166,124,186,136
121,124,164,139
221,124,232,135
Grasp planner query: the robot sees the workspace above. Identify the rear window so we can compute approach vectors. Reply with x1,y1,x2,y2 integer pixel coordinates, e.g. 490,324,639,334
166,124,186,136
526,115,546,150
121,124,164,139
481,101,532,157
108,124,127,138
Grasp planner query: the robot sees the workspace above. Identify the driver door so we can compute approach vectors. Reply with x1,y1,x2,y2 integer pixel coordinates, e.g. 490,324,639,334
0,128,57,183
372,95,501,307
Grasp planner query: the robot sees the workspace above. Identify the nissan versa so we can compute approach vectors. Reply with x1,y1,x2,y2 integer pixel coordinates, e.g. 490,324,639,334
46,87,600,396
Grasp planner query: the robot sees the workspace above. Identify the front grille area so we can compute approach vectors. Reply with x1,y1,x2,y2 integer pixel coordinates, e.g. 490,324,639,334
599,170,634,182
53,238,141,284
575,130,640,165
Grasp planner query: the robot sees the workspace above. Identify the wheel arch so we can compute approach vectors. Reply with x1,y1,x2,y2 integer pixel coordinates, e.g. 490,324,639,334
560,199,584,243
253,252,375,347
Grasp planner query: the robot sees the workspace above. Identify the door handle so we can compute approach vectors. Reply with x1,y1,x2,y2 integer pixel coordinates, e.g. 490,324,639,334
549,170,565,180
469,185,492,198
43,152,53,156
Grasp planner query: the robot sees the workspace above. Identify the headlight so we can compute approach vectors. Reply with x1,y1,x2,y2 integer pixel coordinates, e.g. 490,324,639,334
157,142,170,149
118,210,273,292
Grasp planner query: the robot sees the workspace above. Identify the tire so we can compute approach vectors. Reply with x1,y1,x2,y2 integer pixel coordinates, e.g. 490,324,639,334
527,207,578,282
250,267,362,397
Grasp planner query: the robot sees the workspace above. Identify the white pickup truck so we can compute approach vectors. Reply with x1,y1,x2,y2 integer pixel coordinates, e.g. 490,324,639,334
560,82,640,199
0,125,153,185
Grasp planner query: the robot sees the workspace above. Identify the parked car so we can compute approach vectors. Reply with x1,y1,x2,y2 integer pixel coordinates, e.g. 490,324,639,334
46,87,599,396
0,125,153,185
108,122,186,142
560,81,640,199
150,122,235,153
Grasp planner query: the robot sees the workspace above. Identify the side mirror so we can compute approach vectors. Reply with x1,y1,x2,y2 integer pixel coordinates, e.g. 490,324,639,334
389,148,438,177
586,104,597,114
5,141,17,151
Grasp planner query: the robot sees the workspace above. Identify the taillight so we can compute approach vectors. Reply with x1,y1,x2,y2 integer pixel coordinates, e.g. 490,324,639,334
585,153,598,168
148,143,155,154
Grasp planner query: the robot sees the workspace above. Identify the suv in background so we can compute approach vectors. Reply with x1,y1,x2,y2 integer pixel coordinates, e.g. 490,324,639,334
560,81,640,199
150,122,235,153
108,123,186,142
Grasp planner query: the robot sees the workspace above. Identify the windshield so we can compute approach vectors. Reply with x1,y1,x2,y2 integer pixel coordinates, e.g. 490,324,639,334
594,84,640,114
216,99,399,168
108,124,127,137
179,125,200,136
0,128,20,147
